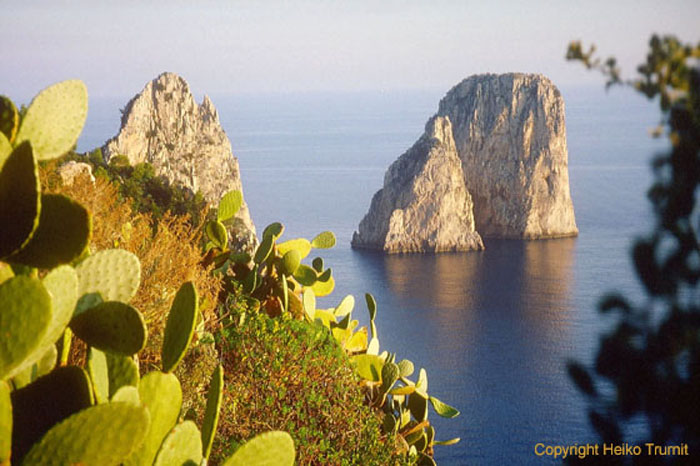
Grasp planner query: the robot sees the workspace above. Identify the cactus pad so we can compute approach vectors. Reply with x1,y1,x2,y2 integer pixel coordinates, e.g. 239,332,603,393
153,420,203,466
161,282,199,373
408,392,428,422
310,231,336,249
277,238,311,259
217,190,243,222
333,295,354,317
0,381,10,465
88,348,109,404
223,431,295,466
206,220,228,250
127,371,182,466
22,401,149,465
11,366,93,462
262,222,284,240
0,133,10,168
311,275,334,296
0,95,18,144
106,353,139,397
351,354,384,382
311,257,323,273
302,289,316,321
0,142,40,258
429,396,460,418
76,249,141,305
293,264,317,286
111,385,140,404
0,275,52,380
14,80,88,161
9,194,91,268
201,364,223,460
381,362,400,393
397,359,414,378
254,233,274,265
281,250,301,275
70,301,147,356
365,293,377,321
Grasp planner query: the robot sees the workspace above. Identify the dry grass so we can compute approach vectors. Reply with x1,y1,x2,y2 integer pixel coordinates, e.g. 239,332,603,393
41,163,221,369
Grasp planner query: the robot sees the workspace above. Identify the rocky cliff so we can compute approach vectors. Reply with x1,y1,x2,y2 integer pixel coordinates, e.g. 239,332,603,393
103,72,256,249
353,73,577,253
352,116,484,252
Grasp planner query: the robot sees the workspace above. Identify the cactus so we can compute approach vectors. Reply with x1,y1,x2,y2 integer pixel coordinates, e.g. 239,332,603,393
351,354,384,382
105,352,139,397
397,359,414,378
302,289,316,321
0,134,10,169
126,371,182,466
206,220,228,250
75,249,141,305
0,142,41,258
311,274,334,296
11,366,94,462
333,295,354,317
281,249,301,275
311,257,323,273
111,385,140,404
277,238,311,259
262,222,284,240
8,193,91,269
0,95,18,144
0,276,52,380
0,381,10,465
217,190,243,222
153,420,203,466
293,264,317,286
428,396,460,418
11,344,58,390
87,348,109,404
201,364,224,461
161,281,199,373
70,301,147,356
310,231,336,249
14,80,88,161
381,362,400,393
21,402,149,466
253,233,274,265
222,431,296,466
408,393,428,422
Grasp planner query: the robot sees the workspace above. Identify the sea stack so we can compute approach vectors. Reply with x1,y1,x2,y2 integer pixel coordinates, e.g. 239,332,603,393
103,72,256,250
352,73,578,253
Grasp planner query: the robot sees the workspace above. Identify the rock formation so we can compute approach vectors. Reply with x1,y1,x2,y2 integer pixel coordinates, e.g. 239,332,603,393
352,116,484,253
353,73,577,253
58,161,95,185
103,72,256,250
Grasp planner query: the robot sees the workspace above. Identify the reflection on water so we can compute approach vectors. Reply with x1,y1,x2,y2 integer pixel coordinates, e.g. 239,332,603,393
354,238,581,464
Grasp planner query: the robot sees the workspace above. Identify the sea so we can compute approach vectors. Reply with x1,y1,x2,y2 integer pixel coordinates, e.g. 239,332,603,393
76,84,665,465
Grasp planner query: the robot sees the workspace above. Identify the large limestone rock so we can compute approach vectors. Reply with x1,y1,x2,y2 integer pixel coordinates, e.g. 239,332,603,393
353,73,577,253
437,73,577,239
352,116,484,253
103,72,256,249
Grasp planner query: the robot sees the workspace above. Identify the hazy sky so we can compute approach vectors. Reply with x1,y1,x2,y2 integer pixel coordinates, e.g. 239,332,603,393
2,0,698,99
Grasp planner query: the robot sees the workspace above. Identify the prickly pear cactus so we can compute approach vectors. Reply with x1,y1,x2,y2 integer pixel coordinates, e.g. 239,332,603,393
8,194,91,269
161,281,199,373
217,190,243,222
310,231,336,249
222,431,296,466
0,142,40,258
0,381,10,466
87,348,109,404
21,402,149,466
70,301,147,356
153,420,203,466
75,249,141,305
0,95,18,144
206,220,228,250
126,371,182,466
0,276,52,380
201,364,224,461
105,352,140,397
14,79,88,161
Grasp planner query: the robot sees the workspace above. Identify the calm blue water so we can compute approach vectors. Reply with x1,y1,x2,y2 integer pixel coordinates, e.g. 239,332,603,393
78,85,664,464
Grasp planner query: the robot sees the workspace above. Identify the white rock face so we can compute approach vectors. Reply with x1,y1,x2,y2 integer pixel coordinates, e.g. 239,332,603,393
352,116,484,253
58,161,95,185
103,72,256,249
437,73,577,239
353,73,577,253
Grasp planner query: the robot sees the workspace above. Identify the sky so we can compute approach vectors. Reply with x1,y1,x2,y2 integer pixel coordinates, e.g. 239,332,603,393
2,0,699,100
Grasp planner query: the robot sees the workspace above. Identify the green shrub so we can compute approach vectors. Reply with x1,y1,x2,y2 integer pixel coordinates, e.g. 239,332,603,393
213,309,407,465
